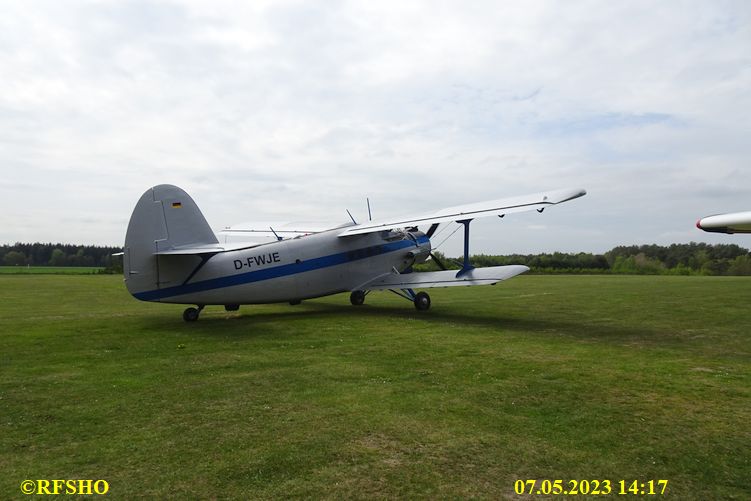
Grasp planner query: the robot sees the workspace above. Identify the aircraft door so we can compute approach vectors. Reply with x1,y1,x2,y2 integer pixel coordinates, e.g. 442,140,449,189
290,233,347,299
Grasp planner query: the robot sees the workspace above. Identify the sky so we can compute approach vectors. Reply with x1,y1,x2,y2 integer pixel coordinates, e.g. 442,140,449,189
1,0,749,256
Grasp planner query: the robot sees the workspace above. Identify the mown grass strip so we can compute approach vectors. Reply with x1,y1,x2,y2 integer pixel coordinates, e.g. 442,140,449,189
1,275,749,499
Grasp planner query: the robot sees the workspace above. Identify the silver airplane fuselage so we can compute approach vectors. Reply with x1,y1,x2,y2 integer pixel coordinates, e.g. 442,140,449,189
126,228,431,305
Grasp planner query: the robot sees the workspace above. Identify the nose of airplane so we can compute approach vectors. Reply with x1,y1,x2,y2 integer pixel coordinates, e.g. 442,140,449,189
406,230,432,263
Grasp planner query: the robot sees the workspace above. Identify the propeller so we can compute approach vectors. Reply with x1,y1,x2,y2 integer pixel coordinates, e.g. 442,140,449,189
423,223,446,269
428,251,448,270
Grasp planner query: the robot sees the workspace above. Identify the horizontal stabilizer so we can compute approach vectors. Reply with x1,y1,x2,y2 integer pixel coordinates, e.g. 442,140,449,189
338,187,586,237
154,242,264,256
219,221,347,239
354,265,529,291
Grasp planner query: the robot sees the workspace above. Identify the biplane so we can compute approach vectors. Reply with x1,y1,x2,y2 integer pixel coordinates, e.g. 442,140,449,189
123,185,586,321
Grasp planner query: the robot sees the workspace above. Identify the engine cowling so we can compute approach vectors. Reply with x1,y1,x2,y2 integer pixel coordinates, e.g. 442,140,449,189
406,230,431,264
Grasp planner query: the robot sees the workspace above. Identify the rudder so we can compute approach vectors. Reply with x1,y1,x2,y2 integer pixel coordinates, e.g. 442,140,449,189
124,185,218,299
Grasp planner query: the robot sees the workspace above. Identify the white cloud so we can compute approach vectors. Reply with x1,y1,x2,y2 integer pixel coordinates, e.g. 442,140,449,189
0,0,749,254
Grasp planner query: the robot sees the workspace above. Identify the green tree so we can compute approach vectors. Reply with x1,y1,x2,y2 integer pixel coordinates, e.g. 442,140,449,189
633,253,664,274
3,251,27,266
48,248,67,266
728,255,751,276
701,260,729,276
611,255,637,274
688,249,709,271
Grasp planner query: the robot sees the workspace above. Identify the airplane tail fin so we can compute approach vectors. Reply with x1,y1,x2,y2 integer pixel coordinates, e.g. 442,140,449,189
123,184,218,299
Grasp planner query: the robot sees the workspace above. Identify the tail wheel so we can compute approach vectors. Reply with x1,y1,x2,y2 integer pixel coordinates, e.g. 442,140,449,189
350,290,366,306
413,292,431,311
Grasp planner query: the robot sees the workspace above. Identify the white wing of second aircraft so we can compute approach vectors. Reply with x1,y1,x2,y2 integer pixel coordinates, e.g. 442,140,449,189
697,211,751,234
337,187,587,237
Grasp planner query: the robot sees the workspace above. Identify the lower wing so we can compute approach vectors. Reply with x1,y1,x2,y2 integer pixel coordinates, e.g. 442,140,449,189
354,265,529,291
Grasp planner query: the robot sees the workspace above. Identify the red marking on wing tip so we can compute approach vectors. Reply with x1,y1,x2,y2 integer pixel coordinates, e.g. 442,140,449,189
696,219,703,229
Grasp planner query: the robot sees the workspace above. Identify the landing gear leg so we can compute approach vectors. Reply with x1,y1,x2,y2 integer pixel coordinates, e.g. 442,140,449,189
350,290,366,306
183,304,204,322
413,292,431,311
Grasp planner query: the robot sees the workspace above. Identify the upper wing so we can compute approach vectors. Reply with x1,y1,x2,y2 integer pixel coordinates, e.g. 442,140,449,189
697,211,751,234
338,187,586,237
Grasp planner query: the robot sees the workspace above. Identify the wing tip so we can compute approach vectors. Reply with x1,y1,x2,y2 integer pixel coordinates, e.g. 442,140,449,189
564,187,587,201
546,187,587,204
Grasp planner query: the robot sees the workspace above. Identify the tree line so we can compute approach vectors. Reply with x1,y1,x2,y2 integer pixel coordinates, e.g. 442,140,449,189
1,241,750,276
419,242,751,276
1,243,122,272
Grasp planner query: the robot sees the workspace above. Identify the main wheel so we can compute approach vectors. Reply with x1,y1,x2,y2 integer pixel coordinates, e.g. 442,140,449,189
350,290,366,306
183,307,200,322
413,292,431,311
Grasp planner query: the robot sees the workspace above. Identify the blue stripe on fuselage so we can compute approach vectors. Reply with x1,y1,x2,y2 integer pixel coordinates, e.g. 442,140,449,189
133,235,429,301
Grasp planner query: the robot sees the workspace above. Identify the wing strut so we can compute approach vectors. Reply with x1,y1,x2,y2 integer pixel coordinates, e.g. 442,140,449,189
457,219,474,277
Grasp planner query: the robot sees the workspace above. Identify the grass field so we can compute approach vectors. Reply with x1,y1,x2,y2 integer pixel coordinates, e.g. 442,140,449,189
0,266,103,275
1,275,749,499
